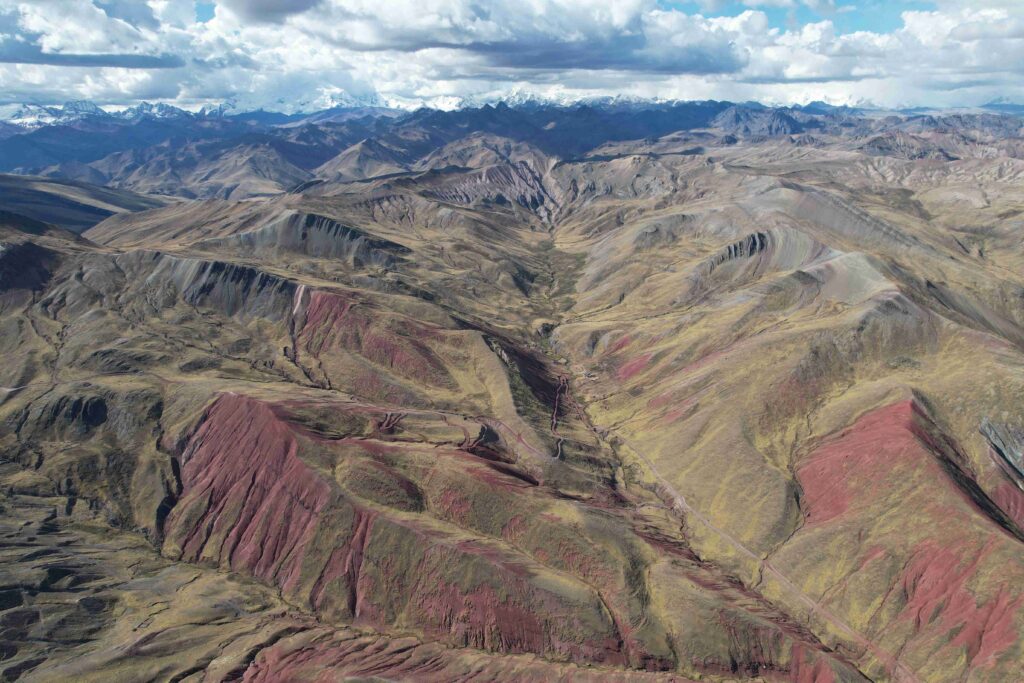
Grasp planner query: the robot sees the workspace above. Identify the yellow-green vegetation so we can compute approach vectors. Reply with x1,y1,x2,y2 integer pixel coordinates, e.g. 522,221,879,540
3,124,1024,682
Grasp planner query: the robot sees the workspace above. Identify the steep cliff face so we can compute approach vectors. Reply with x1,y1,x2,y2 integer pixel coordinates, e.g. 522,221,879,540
195,211,412,269
421,161,557,223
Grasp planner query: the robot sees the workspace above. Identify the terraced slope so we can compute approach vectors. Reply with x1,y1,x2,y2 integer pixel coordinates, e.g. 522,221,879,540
1,130,1023,681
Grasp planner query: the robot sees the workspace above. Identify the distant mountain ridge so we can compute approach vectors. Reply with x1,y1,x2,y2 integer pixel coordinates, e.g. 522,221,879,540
0,97,1020,205
2,95,1019,134
0,100,198,129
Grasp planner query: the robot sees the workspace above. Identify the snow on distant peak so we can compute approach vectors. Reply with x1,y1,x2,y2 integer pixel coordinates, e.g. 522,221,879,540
242,88,386,115
199,101,237,118
60,100,105,116
0,99,203,129
0,101,110,129
118,101,193,121
0,104,60,128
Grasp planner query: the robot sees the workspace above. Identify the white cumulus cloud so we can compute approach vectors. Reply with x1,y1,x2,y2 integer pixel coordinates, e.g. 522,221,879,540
0,0,1019,110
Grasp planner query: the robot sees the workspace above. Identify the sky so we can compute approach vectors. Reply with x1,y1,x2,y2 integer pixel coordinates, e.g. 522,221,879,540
0,0,1021,111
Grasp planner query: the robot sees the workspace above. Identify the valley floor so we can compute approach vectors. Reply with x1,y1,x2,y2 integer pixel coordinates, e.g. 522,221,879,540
2,132,1024,681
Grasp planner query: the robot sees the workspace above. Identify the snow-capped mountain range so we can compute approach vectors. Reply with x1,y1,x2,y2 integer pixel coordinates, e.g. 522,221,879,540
0,100,198,129
0,91,1018,135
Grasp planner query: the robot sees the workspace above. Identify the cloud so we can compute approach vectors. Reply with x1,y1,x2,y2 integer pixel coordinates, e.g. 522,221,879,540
92,0,161,30
0,34,183,68
802,0,836,12
0,0,1020,110
741,0,796,8
699,0,836,11
282,1,749,75
0,1,193,63
218,0,323,22
951,15,1024,41
0,49,183,68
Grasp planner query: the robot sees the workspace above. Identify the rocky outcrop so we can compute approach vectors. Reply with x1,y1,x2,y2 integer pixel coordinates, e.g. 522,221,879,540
422,161,557,222
981,418,1024,482
114,250,297,321
711,107,804,137
195,211,411,269
857,131,958,161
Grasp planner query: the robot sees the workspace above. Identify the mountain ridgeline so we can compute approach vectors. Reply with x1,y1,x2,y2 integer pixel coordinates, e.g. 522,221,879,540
0,99,1023,681
0,99,1021,213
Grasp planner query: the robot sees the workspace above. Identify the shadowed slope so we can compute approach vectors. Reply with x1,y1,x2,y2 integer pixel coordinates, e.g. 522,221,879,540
0,173,168,232
2,122,1024,681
